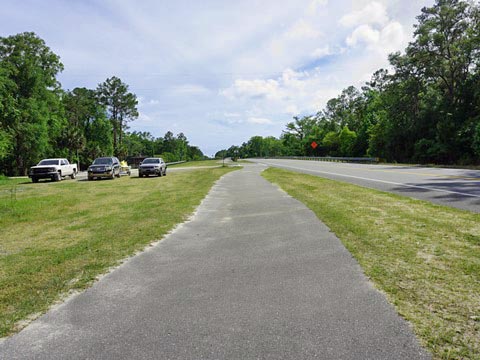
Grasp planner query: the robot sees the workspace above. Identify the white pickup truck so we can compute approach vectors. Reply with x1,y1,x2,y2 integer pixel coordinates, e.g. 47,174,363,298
29,158,78,183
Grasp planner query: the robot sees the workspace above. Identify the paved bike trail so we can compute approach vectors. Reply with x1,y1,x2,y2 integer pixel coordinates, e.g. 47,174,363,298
0,164,430,359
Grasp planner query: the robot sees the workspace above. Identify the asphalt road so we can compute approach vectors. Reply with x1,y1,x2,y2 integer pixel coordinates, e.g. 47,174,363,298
250,158,480,213
0,164,429,359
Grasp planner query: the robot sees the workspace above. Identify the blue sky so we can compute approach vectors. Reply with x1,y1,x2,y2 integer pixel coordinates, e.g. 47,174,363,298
1,0,433,156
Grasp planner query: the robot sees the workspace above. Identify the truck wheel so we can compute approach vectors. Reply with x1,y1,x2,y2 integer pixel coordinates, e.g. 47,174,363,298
53,172,61,182
32,177,39,183
158,169,162,177
71,170,76,179
163,168,167,176
116,169,121,178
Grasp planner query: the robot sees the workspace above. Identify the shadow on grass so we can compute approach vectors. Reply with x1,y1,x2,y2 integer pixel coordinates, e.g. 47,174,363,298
129,176,166,181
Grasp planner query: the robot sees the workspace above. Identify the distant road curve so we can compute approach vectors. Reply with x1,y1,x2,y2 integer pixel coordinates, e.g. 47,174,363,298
249,158,480,213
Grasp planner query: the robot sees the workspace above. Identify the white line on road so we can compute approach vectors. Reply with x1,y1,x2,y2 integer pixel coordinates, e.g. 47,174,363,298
259,162,480,199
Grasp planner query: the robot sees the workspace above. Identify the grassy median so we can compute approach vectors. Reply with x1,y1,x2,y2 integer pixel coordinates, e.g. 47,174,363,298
169,159,222,168
262,168,479,360
0,167,237,337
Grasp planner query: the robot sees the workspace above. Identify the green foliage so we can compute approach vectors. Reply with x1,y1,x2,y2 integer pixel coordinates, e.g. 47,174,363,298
280,132,302,156
284,116,321,155
247,136,266,157
186,145,204,161
84,116,113,164
0,68,14,162
124,131,154,157
158,152,177,163
263,137,283,156
96,76,139,156
0,32,65,175
217,135,285,159
322,131,339,155
61,87,111,168
123,131,204,163
338,126,357,156
473,121,480,157
0,128,11,162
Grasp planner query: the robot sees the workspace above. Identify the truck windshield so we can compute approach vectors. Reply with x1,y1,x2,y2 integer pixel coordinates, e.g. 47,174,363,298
38,160,59,166
143,158,160,164
93,158,113,165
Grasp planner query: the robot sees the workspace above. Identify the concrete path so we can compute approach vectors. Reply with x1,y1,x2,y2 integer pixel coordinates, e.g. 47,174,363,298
0,165,430,359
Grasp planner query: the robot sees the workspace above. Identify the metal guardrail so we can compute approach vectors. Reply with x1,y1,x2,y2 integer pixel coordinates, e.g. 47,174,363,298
261,156,379,164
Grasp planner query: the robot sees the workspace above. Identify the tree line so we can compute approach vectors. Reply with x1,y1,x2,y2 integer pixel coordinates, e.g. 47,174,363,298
217,0,480,165
0,32,204,176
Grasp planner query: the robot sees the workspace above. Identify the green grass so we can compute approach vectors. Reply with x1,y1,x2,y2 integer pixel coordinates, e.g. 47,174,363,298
262,168,480,360
168,159,222,167
0,167,237,337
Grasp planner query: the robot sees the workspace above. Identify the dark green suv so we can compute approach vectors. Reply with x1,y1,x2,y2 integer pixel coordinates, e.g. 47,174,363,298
87,157,121,180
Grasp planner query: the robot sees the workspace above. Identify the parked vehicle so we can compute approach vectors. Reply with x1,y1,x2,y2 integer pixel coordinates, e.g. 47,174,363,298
87,157,121,180
138,157,167,177
29,158,78,183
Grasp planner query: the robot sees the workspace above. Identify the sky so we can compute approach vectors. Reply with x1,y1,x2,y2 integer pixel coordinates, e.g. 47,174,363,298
1,0,434,156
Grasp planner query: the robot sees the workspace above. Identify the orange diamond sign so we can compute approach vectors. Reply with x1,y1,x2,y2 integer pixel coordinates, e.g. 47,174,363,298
311,141,318,149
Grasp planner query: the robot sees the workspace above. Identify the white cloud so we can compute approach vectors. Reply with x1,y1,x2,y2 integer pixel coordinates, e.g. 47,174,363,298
264,17,323,62
138,97,159,108
218,118,243,125
345,21,406,55
346,24,380,47
220,69,307,105
285,19,322,39
307,0,329,16
136,112,153,125
171,84,210,95
224,112,241,118
220,79,281,100
281,68,307,88
220,67,349,123
340,2,389,28
311,45,332,59
285,104,299,115
247,117,274,125
378,21,406,53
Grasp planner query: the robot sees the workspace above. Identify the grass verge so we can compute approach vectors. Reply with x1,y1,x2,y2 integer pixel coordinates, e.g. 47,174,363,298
0,166,237,337
168,159,221,168
262,167,479,360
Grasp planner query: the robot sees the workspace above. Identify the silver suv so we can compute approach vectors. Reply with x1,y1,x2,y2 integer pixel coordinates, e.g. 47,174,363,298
138,158,167,177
